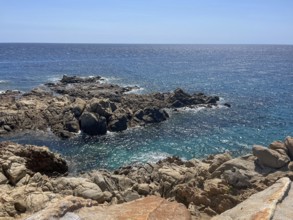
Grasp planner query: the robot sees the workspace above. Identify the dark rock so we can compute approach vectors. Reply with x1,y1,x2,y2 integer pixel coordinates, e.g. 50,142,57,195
141,107,169,123
108,113,128,132
61,75,101,84
224,103,231,108
79,112,107,135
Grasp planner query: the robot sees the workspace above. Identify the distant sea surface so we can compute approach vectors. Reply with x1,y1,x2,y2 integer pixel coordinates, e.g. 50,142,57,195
0,43,292,172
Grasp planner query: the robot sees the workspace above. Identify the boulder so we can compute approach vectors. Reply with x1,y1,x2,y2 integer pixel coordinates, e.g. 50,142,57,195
52,177,110,203
284,136,293,160
253,145,290,168
79,112,107,135
108,113,128,132
87,98,116,118
135,107,169,124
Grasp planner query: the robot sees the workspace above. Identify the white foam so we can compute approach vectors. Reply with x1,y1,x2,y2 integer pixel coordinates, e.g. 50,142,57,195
124,87,145,94
0,80,9,84
132,151,171,163
0,90,5,94
99,76,121,84
47,76,62,82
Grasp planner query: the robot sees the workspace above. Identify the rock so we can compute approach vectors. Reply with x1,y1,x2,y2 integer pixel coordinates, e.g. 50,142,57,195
75,196,191,220
207,153,233,173
108,113,128,132
269,141,288,154
4,162,27,185
253,145,290,168
52,177,107,202
0,172,8,184
284,136,293,160
79,112,107,135
272,181,293,220
87,98,116,118
60,75,101,84
222,167,252,189
24,196,98,220
288,162,293,171
71,98,86,117
122,189,141,202
134,183,150,195
139,107,169,123
0,142,68,180
211,177,290,220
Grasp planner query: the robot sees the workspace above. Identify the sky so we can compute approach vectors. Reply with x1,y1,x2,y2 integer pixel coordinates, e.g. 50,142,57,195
0,0,293,44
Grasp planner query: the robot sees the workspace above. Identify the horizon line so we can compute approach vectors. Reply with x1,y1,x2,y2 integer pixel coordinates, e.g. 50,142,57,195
0,42,292,46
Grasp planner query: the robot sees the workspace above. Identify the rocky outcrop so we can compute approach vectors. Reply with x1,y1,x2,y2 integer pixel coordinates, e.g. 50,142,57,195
2,137,293,219
0,75,220,138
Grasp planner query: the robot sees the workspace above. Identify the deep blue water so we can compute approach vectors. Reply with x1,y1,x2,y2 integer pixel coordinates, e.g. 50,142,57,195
0,43,292,172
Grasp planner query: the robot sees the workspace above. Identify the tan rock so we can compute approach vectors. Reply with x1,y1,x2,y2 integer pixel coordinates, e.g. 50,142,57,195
23,196,98,220
5,162,27,185
253,145,290,168
75,196,191,220
207,153,232,173
284,136,293,159
211,177,290,220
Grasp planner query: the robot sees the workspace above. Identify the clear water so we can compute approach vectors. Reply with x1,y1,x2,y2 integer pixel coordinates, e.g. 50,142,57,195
0,43,292,172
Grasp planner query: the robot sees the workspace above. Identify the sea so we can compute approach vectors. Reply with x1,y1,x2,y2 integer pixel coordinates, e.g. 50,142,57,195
0,43,292,173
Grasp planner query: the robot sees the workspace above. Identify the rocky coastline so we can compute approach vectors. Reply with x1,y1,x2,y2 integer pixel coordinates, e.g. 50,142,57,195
1,136,293,219
0,75,222,139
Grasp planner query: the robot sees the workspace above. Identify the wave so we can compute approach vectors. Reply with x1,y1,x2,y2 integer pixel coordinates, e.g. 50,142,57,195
0,80,9,84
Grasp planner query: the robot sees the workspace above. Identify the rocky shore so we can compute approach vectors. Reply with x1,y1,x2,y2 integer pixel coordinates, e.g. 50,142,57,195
1,136,293,219
0,75,221,138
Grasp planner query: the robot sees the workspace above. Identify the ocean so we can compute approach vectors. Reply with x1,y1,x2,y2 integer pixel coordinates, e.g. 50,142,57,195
0,43,292,172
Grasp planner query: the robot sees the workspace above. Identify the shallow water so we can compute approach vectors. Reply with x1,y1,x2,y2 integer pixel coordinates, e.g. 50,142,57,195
0,44,292,172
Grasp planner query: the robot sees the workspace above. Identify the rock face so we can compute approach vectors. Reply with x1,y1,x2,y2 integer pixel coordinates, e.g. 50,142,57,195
0,75,219,138
212,177,291,220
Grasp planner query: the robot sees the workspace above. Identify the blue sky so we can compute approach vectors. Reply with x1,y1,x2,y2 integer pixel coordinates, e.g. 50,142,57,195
0,0,292,44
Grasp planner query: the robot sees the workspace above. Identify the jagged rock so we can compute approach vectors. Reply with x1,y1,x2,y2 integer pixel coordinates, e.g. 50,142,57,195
71,98,86,117
60,75,101,84
284,136,293,160
135,107,169,124
3,162,27,185
79,112,107,135
0,142,68,177
24,196,98,220
211,177,291,220
51,177,109,203
207,153,233,173
108,113,128,132
253,145,290,168
222,167,252,189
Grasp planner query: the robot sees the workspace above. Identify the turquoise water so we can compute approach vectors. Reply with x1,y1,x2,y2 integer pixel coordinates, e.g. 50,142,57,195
0,44,292,172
